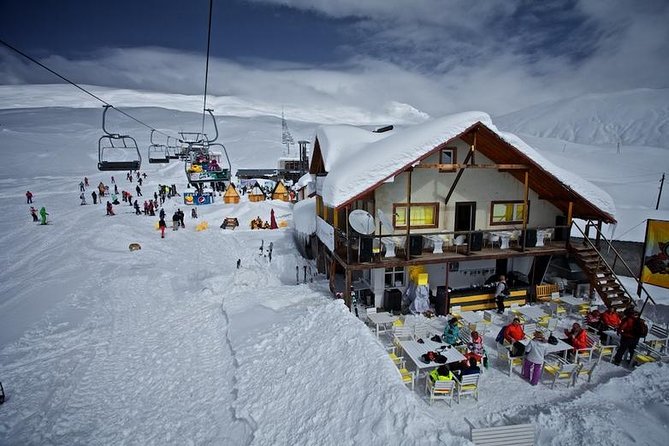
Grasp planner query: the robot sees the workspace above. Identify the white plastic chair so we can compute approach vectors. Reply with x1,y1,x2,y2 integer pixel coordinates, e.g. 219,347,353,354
487,233,500,249
426,378,455,406
453,235,467,253
454,373,480,403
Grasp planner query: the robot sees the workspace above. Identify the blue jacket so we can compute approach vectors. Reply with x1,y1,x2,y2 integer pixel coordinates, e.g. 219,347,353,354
443,324,460,345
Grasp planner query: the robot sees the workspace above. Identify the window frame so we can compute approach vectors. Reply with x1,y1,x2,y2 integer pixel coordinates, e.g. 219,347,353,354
439,147,457,172
392,202,440,229
489,200,530,226
384,267,405,288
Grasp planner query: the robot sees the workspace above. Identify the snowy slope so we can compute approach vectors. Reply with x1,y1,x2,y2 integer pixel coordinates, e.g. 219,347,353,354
1,96,669,445
496,88,669,149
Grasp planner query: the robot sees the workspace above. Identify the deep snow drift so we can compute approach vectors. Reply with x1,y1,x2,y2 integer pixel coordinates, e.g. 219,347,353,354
0,100,668,445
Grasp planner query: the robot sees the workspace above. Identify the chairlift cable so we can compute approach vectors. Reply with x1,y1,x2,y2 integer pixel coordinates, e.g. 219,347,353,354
200,0,214,135
0,38,173,139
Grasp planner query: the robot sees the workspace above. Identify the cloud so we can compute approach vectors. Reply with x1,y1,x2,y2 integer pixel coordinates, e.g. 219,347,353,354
1,0,667,119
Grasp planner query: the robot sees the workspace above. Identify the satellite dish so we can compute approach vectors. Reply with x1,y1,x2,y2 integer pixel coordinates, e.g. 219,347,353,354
377,209,393,232
349,210,375,235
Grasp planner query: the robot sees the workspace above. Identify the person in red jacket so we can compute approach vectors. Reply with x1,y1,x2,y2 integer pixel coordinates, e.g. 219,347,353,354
613,309,645,366
504,318,526,343
564,322,588,350
600,307,622,329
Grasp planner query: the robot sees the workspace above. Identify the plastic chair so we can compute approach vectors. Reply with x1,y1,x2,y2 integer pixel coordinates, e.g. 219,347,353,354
543,358,580,388
497,345,522,376
398,367,416,391
453,235,467,253
487,233,500,249
425,378,455,406
573,360,597,384
454,373,480,403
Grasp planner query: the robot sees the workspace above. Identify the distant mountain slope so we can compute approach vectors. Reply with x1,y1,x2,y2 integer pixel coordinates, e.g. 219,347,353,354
495,88,669,149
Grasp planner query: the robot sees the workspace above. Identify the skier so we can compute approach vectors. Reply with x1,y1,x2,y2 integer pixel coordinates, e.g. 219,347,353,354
25,190,33,204
138,177,143,186
136,185,142,197
80,193,87,205
91,190,98,205
178,209,185,228
191,207,198,219
39,206,48,225
114,184,118,195
172,212,179,231
106,201,115,216
270,208,278,229
159,217,167,238
134,200,141,215
111,175,115,184
30,206,38,222
79,181,85,192
84,177,89,187
159,208,165,220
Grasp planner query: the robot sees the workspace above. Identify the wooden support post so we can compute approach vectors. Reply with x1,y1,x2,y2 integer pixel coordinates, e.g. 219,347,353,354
345,268,352,310
345,205,351,265
595,220,602,250
522,170,529,251
406,167,413,261
444,149,475,206
445,262,450,315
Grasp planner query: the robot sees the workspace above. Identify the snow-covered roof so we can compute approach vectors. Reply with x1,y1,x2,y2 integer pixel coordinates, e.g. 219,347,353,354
294,173,314,191
318,111,615,220
293,197,317,235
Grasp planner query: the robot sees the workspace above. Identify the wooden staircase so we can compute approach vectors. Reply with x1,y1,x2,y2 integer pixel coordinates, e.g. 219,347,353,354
568,244,633,310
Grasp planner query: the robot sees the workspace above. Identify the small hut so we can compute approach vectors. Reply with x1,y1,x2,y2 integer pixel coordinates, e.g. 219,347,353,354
271,181,290,202
223,183,240,204
248,185,266,202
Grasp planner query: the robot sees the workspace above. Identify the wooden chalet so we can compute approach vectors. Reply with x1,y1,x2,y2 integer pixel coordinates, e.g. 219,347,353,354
223,183,240,204
271,181,290,201
308,112,627,313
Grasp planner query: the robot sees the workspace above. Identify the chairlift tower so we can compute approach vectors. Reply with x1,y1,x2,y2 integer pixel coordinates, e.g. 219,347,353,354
281,109,295,156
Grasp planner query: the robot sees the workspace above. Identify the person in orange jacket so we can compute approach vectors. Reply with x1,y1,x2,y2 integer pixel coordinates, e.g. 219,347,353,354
564,322,588,350
600,307,622,329
504,318,526,343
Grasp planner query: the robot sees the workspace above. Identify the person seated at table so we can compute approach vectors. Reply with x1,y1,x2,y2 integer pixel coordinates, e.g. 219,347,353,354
442,317,461,346
429,364,454,383
455,357,481,379
563,322,589,353
585,309,601,330
504,318,525,344
601,307,622,330
465,331,485,363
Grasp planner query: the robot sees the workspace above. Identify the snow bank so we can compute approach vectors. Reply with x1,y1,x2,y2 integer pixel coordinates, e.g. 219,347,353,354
293,197,316,235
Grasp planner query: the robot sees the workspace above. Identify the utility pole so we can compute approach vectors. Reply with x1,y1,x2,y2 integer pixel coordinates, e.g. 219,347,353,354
657,173,665,210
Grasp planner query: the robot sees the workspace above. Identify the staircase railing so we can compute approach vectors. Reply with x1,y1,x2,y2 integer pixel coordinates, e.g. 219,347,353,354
571,220,657,315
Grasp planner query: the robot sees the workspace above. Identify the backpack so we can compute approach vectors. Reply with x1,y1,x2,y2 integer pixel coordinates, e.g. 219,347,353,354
635,318,648,338
495,326,506,344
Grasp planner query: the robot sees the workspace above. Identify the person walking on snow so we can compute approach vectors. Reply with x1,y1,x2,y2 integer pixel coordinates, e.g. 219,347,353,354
84,177,89,187
159,208,165,220
134,200,141,215
111,175,115,184
80,193,87,205
159,217,167,238
172,212,179,231
39,207,48,225
178,209,185,228
106,201,115,216
30,207,38,222
191,207,198,219
79,181,85,192
26,190,33,204
91,190,97,204
136,185,142,197
523,331,548,386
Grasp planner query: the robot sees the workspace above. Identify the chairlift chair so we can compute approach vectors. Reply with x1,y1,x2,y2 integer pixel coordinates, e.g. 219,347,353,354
97,105,141,171
147,130,169,164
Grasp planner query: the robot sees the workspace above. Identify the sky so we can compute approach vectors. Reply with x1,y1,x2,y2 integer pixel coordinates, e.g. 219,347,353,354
1,0,668,117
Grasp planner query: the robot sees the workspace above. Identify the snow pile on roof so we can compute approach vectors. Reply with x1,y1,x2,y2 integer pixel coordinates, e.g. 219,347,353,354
294,173,314,190
320,111,490,207
293,197,316,235
319,111,615,219
315,125,392,172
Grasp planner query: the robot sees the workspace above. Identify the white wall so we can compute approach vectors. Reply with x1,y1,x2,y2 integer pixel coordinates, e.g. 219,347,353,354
374,137,561,235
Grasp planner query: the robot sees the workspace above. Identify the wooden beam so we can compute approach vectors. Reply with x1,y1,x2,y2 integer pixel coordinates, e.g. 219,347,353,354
522,170,529,251
406,167,413,261
567,202,574,225
444,149,475,206
345,268,352,309
415,163,528,170
345,205,351,265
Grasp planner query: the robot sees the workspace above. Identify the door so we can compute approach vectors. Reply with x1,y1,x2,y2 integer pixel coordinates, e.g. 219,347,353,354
454,202,476,232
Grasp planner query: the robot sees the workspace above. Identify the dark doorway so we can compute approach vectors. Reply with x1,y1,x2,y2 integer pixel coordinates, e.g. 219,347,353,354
454,202,476,232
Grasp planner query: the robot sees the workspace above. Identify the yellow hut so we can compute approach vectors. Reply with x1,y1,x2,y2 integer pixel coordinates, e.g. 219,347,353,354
271,181,290,201
248,185,266,202
223,183,240,204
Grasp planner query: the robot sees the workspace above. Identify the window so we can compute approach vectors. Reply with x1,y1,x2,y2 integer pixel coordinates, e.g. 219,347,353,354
385,267,405,288
490,201,529,225
440,148,457,165
393,202,439,229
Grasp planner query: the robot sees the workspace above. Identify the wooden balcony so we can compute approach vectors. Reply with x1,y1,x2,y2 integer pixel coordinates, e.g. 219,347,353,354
333,227,568,270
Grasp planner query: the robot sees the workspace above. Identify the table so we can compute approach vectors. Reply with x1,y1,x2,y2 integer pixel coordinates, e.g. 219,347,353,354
402,315,448,338
460,311,483,325
399,339,466,372
515,306,547,322
367,312,398,337
557,295,589,312
603,329,664,346
518,335,573,358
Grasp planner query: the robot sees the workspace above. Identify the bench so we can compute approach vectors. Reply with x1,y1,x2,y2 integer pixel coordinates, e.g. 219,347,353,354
220,217,239,229
535,283,559,303
647,323,669,351
469,421,535,446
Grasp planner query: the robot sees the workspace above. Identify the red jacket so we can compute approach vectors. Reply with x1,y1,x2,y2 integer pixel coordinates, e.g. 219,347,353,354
505,324,525,343
566,329,588,350
618,316,637,339
601,311,621,328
